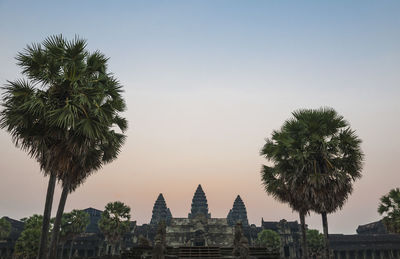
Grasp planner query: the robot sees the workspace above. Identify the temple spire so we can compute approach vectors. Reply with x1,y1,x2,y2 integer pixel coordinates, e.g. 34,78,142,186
227,195,249,226
150,193,172,225
188,184,211,219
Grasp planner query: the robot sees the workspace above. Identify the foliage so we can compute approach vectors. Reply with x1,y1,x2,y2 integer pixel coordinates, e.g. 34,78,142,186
0,217,11,240
1,34,127,258
14,215,44,258
1,34,128,191
58,210,90,242
307,229,324,257
20,215,44,229
261,107,363,214
378,188,400,233
99,201,131,245
257,229,281,253
260,107,364,258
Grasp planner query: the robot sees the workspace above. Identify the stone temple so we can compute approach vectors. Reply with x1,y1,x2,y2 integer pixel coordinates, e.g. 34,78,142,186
134,184,301,255
166,184,234,247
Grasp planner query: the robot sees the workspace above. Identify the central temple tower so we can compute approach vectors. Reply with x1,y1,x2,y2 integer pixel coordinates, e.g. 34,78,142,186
188,184,211,219
166,184,233,247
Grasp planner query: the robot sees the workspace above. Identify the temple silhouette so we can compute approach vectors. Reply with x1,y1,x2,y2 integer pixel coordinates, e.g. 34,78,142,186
132,184,302,256
1,184,400,259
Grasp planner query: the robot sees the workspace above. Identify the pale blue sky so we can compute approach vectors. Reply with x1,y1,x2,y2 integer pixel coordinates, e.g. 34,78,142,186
0,1,399,234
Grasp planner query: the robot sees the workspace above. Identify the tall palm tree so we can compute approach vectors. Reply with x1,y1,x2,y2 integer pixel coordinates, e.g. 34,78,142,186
261,107,363,259
378,188,400,233
290,108,363,259
1,79,62,259
1,35,127,259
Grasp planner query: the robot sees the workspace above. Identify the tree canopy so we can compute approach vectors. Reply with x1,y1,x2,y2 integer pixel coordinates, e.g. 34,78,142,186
0,217,11,240
261,108,363,214
307,229,324,257
14,215,45,258
261,107,363,259
99,201,131,255
378,188,400,234
58,210,90,242
1,35,127,190
257,229,281,253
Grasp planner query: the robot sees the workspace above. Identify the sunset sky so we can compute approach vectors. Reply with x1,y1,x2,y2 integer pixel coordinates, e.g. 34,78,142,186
0,1,399,234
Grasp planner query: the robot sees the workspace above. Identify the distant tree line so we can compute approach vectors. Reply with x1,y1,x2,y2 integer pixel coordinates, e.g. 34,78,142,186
0,201,131,258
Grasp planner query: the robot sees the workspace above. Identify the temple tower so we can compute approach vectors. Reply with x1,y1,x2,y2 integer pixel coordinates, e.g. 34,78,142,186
188,184,211,219
227,195,249,226
150,193,172,225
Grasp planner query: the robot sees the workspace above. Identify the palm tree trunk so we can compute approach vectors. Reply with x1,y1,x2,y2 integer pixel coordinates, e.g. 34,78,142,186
48,185,69,259
321,212,330,259
37,172,57,259
299,211,309,259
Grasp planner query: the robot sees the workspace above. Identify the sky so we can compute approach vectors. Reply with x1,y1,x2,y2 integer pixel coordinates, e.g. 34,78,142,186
0,1,399,234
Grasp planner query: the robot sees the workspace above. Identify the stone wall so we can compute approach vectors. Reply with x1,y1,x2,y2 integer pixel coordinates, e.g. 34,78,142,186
166,216,234,247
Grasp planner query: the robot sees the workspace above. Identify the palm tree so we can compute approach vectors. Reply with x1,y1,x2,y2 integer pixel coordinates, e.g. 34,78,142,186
291,108,363,259
1,79,61,259
378,188,400,233
261,107,363,259
261,119,316,259
1,36,89,258
98,201,131,255
56,210,90,259
1,35,127,259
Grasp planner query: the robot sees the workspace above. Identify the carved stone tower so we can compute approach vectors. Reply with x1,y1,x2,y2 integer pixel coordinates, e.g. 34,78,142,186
188,184,211,219
227,195,249,226
150,193,172,225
